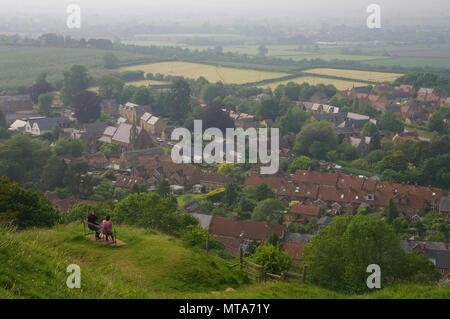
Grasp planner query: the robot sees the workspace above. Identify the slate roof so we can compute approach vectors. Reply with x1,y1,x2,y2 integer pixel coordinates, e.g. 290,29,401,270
283,233,313,244
112,123,133,144
440,197,450,212
32,117,70,131
123,147,164,163
189,213,213,229
424,249,450,269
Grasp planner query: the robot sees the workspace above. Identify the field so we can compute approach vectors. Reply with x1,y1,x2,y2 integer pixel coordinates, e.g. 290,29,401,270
304,68,403,82
1,224,449,299
261,76,370,90
90,79,168,92
120,61,289,84
123,39,450,69
0,45,159,93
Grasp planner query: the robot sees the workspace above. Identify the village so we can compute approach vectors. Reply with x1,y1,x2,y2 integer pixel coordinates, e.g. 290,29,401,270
1,75,449,280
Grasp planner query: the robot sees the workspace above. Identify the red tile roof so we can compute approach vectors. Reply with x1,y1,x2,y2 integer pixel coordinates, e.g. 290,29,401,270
290,204,320,218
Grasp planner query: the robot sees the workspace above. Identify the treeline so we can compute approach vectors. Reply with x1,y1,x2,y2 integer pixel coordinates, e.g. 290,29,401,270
394,72,450,94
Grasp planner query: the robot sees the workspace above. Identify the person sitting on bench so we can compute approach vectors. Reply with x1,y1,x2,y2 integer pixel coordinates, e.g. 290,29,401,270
87,210,102,240
102,215,114,242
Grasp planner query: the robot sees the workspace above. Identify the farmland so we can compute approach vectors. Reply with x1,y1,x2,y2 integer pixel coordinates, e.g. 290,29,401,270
304,68,403,82
0,45,158,93
120,61,289,84
260,76,370,90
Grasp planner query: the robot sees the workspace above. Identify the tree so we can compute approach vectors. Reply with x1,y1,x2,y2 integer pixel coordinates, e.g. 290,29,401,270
254,183,275,201
427,112,445,134
288,156,315,173
293,121,338,157
383,198,398,224
102,53,119,69
72,90,102,123
40,156,67,191
30,81,53,105
156,179,171,197
98,74,124,99
169,79,192,121
54,138,83,157
218,162,234,175
131,87,150,105
251,244,291,274
223,183,239,207
273,106,310,135
37,92,54,116
0,176,59,229
257,45,268,57
380,112,404,133
301,214,439,293
201,83,226,104
111,192,177,229
252,198,284,222
361,121,381,150
256,97,279,121
63,161,90,197
200,104,234,134
61,65,92,105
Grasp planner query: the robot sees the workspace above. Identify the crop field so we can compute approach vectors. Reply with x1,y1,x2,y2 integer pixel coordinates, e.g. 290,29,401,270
260,76,370,90
0,45,157,93
89,79,168,92
304,68,403,82
120,61,289,84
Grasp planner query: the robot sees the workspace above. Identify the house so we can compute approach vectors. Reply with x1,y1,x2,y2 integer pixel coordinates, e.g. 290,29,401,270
115,175,143,189
417,88,434,101
25,117,71,135
288,204,320,222
439,197,450,221
120,147,165,168
101,99,119,116
260,119,273,128
199,172,232,192
316,216,334,229
349,136,372,154
99,123,155,151
83,153,108,169
188,212,213,229
8,119,28,132
0,95,33,113
140,112,166,136
180,200,203,215
423,249,450,279
161,126,176,141
392,131,420,143
208,216,287,255
72,122,107,153
119,102,152,124
45,192,98,214
282,233,312,261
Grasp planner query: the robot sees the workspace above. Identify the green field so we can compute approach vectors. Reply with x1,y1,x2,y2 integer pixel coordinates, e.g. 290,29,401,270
120,61,289,84
0,45,158,92
304,68,402,82
1,224,448,299
261,76,370,90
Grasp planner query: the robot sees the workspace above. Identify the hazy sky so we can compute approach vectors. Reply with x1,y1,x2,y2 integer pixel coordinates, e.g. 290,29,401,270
1,0,449,26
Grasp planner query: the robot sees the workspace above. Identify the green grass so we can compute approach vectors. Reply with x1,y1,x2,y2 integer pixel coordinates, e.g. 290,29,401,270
1,224,448,299
0,45,160,92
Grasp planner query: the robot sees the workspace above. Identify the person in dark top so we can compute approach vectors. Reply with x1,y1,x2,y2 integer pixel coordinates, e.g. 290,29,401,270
87,210,102,240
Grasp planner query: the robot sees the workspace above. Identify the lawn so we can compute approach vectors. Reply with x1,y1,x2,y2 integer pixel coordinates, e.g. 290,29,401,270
120,61,289,84
260,76,370,90
304,68,403,82
1,224,448,299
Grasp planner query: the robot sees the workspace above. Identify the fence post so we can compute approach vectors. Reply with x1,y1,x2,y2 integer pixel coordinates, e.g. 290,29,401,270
281,271,286,281
302,265,307,284
239,247,243,270
260,266,265,283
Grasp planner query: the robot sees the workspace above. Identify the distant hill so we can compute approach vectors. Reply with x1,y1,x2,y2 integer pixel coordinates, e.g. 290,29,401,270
0,224,448,299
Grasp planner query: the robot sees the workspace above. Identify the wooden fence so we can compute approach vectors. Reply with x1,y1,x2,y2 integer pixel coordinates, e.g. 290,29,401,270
229,248,308,284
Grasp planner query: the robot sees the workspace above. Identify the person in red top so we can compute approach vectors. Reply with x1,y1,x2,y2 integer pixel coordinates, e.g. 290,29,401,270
102,215,114,242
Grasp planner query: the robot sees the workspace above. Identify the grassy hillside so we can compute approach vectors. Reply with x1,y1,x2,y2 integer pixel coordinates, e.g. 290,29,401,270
0,224,449,299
